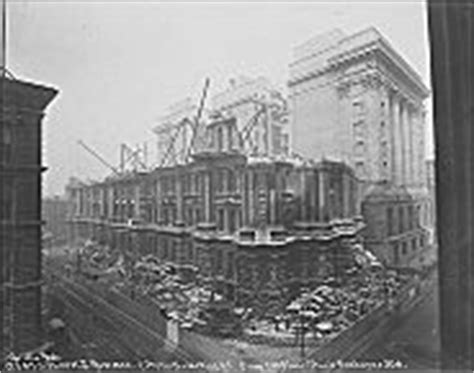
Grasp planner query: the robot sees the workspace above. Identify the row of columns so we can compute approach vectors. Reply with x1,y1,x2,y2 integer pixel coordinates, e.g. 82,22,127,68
389,90,425,187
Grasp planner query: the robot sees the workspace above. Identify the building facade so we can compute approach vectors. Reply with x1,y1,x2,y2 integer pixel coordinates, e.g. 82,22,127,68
1,77,57,355
67,117,363,317
211,76,290,157
361,182,430,268
289,27,429,191
288,27,433,269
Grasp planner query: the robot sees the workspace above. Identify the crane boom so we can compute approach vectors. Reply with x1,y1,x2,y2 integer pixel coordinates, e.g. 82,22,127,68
77,140,121,176
187,78,210,159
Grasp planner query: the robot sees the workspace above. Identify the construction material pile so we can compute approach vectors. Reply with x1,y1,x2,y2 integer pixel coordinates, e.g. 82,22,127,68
282,269,410,340
79,248,218,330
131,254,215,328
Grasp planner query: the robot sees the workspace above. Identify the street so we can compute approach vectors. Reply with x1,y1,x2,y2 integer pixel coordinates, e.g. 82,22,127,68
357,273,440,371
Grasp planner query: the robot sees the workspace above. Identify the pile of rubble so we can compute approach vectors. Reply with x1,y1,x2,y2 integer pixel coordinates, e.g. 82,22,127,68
79,245,219,330
281,270,410,339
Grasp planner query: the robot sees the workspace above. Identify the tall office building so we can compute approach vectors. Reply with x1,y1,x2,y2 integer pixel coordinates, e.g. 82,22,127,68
289,27,429,194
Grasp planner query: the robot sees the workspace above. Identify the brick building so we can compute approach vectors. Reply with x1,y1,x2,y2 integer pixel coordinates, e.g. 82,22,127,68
1,76,57,355
67,117,363,317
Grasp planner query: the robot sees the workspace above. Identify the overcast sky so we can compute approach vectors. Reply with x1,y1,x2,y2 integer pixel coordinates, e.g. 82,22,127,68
8,1,431,197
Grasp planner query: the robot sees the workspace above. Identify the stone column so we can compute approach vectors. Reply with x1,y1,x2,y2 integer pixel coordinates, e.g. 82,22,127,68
204,172,211,223
248,171,255,225
419,109,427,187
310,170,317,221
300,169,307,220
399,98,408,186
391,92,402,185
134,184,141,219
404,100,413,187
415,108,424,187
318,168,325,221
176,172,183,223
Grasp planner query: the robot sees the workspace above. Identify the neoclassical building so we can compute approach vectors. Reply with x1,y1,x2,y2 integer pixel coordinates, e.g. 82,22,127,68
289,27,429,194
66,117,363,317
289,28,433,267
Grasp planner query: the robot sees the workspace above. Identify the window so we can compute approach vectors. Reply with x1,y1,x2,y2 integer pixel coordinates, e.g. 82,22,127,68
352,101,364,115
170,176,176,194
402,242,407,255
228,125,233,150
217,169,225,193
381,121,385,127
217,209,225,231
187,207,193,225
216,249,223,272
0,179,14,220
398,206,404,234
387,207,394,236
228,209,237,233
163,239,169,259
187,243,194,262
0,123,13,165
355,161,365,176
393,244,399,264
217,126,223,152
227,252,235,277
381,101,385,108
353,120,364,137
412,238,417,252
408,205,414,230
228,170,236,192
355,140,365,157
195,174,201,193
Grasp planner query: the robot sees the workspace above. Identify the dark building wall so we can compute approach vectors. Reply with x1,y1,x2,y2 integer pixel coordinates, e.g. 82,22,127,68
428,1,474,369
1,77,57,356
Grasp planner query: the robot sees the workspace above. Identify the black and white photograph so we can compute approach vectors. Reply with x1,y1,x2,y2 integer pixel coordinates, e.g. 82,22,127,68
1,0,472,372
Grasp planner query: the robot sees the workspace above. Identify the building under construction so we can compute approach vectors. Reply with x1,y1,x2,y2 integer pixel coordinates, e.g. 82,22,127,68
67,109,364,316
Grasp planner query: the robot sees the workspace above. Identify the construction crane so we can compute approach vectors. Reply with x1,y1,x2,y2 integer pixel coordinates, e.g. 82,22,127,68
159,78,211,167
77,140,121,176
158,117,192,168
237,99,285,155
120,143,148,173
186,77,211,160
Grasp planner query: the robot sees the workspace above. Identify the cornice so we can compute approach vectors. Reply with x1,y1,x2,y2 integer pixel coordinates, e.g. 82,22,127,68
289,33,429,102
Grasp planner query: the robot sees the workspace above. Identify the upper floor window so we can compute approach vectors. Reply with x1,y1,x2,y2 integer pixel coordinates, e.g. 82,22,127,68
217,209,225,231
1,124,13,165
228,170,236,192
398,206,404,234
217,169,225,193
216,249,223,273
217,126,224,152
408,205,414,230
0,179,14,220
387,206,394,236
228,125,233,150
